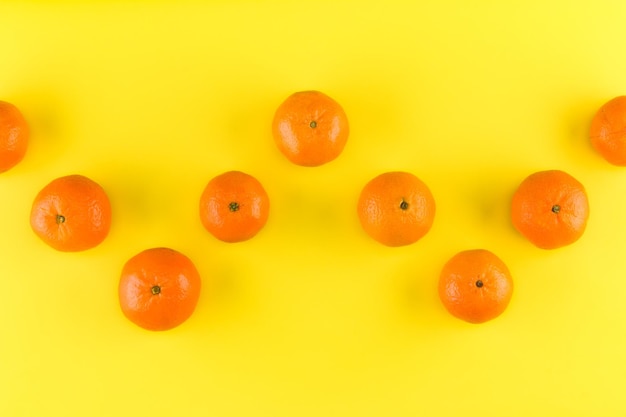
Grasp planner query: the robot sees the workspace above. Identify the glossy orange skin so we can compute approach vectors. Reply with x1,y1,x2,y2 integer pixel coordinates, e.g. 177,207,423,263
590,96,626,166
0,100,29,173
119,247,201,331
511,170,589,250
438,249,514,324
199,170,270,243
30,174,112,252
272,90,349,167
357,171,436,247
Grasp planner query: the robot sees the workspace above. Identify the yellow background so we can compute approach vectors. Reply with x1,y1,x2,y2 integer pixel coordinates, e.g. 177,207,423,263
1,1,625,416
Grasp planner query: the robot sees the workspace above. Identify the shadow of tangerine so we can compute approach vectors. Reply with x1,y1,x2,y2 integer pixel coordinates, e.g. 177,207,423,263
267,180,361,249
18,87,76,170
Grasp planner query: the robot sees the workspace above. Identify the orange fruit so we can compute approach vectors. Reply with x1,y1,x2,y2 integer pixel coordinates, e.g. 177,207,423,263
199,170,270,243
119,247,202,331
590,95,626,166
357,171,436,247
511,169,589,250
272,90,349,167
0,100,29,173
30,174,112,252
438,249,514,324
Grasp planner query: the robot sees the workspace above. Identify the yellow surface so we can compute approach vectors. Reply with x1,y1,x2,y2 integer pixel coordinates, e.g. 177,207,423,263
1,1,626,416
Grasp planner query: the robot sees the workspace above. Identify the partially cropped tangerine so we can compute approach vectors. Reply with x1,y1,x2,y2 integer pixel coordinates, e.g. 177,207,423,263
272,90,349,167
357,171,436,247
0,100,29,173
30,174,112,252
438,249,514,324
590,95,626,166
199,170,270,243
511,169,589,250
119,247,202,331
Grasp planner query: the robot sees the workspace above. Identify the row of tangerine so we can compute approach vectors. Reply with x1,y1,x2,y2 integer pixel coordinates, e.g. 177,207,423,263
2,92,623,330
24,164,588,330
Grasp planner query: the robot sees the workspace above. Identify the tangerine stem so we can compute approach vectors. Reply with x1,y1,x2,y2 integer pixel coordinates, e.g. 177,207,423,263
151,285,161,295
229,202,240,212
475,280,484,288
552,204,561,214
56,214,66,224
309,121,317,128
400,200,409,210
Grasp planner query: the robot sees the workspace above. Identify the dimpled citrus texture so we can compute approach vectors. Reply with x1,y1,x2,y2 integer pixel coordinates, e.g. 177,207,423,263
30,174,112,252
511,170,589,250
590,95,626,166
0,100,29,173
272,90,349,167
357,171,436,247
199,170,270,243
119,247,202,331
438,249,514,324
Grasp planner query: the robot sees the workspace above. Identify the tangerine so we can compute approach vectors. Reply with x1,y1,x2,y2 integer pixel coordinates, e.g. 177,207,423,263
511,169,589,249
357,171,435,247
30,174,112,252
0,100,29,173
272,90,349,167
590,95,626,166
119,247,202,331
199,170,270,243
438,249,514,324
